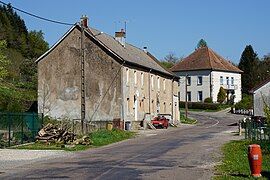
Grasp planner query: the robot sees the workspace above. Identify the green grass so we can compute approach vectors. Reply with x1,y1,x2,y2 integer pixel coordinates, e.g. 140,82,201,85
215,140,270,179
180,104,231,113
90,129,135,147
12,129,136,151
180,112,197,124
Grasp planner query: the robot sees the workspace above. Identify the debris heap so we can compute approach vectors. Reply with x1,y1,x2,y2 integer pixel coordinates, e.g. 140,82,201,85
36,123,92,145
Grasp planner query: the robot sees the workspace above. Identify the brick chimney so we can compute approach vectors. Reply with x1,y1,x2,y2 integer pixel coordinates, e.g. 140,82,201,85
115,29,126,47
80,15,88,28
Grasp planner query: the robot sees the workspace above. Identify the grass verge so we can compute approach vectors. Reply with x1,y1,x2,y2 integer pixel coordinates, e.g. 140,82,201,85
12,129,135,151
215,140,270,179
180,112,197,124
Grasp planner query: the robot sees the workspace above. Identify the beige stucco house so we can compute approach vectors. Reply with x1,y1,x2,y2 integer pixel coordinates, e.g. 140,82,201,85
36,17,180,131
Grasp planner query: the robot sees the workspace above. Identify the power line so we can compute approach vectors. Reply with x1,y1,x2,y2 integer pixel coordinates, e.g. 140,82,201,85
0,1,74,26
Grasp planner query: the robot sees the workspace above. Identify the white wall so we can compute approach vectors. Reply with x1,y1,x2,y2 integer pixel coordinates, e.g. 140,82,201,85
175,70,211,102
253,81,270,117
211,71,242,103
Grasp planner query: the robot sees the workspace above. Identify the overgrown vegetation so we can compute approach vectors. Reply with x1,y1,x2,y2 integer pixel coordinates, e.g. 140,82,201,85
234,94,252,110
215,140,270,179
217,87,226,104
0,4,49,112
204,97,213,103
179,101,230,111
13,129,135,151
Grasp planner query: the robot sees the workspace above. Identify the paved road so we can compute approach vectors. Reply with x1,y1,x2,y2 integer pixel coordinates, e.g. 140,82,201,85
1,110,245,180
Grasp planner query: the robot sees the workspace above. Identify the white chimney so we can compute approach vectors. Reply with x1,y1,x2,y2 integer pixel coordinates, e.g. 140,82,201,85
115,29,126,47
143,47,147,53
80,15,88,28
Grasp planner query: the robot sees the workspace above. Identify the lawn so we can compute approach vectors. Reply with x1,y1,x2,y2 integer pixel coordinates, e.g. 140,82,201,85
13,129,135,151
215,140,270,179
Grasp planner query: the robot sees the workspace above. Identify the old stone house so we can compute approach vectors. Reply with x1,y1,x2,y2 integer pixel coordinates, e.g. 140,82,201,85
171,47,242,103
36,17,180,130
250,78,270,117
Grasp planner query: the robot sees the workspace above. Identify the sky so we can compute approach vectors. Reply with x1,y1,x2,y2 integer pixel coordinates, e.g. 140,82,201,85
3,0,270,63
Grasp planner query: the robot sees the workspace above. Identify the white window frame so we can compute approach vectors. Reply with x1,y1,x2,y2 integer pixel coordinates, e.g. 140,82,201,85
141,72,144,86
197,76,202,85
231,77,234,85
151,75,154,89
220,76,223,85
134,70,137,85
187,76,191,86
126,68,129,85
157,77,160,90
198,91,203,102
187,91,191,102
163,79,166,91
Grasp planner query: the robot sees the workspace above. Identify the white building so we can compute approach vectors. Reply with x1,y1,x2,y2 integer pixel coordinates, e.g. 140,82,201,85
250,79,270,117
171,47,242,103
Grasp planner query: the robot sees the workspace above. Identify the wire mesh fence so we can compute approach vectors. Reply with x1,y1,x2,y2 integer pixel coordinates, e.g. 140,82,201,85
0,112,43,148
244,117,270,141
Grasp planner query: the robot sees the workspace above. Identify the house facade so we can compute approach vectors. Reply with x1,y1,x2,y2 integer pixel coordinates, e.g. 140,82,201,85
36,17,179,131
250,79,270,117
171,47,242,103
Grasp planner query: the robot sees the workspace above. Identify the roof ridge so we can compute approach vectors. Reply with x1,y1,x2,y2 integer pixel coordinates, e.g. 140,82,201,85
206,47,213,69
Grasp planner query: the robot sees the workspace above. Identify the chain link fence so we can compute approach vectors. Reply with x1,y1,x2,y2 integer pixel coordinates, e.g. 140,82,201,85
0,112,43,148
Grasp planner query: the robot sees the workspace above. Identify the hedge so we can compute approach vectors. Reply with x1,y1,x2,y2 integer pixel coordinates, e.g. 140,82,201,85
179,101,220,110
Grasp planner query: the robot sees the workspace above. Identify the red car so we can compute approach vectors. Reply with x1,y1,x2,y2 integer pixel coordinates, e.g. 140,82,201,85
151,116,169,129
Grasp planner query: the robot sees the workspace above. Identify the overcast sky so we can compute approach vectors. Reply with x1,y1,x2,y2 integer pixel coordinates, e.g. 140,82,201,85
5,0,270,63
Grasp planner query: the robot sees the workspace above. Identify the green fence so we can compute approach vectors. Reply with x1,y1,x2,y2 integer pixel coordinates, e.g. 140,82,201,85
0,112,43,148
245,118,270,141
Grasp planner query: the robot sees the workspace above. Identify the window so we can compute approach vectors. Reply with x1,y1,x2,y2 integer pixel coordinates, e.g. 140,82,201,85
141,72,144,86
220,76,223,85
226,77,229,85
127,98,130,113
157,77,160,90
187,91,191,102
163,79,166,91
134,71,137,85
198,91,203,102
197,76,202,85
126,68,130,85
151,75,154,89
231,77,234,85
187,76,191,86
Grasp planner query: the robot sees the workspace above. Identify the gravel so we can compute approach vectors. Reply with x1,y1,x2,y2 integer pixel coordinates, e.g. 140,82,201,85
0,149,70,172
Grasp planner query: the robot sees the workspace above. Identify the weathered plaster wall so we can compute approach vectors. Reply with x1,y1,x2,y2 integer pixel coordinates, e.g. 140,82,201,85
38,27,121,123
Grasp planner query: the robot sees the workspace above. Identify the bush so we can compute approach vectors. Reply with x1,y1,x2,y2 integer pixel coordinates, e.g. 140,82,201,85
234,94,252,110
204,97,213,103
217,87,226,103
179,101,220,110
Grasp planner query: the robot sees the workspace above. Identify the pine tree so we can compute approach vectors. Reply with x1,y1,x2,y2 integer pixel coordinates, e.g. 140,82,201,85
197,39,208,49
238,45,260,94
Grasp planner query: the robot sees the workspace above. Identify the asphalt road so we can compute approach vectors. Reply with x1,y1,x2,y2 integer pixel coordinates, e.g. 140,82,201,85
1,110,245,180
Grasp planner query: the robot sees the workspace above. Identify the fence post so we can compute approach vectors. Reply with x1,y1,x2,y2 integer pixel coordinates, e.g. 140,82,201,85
8,113,11,147
21,114,24,144
32,112,35,141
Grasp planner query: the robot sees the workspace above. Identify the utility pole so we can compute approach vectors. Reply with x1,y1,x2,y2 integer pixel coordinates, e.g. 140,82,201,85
80,16,86,134
185,74,188,119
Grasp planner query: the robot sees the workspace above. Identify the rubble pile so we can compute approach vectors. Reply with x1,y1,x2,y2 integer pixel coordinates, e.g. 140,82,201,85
36,123,91,145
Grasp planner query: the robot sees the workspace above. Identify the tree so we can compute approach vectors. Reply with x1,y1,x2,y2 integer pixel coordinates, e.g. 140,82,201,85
217,87,226,104
28,30,49,59
160,52,179,69
197,39,208,49
0,40,9,80
238,45,260,94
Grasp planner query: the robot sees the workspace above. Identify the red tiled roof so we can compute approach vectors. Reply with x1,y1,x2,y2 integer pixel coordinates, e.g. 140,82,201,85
170,47,243,73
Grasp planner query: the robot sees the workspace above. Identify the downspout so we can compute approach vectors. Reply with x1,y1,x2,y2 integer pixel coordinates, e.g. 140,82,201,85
148,69,152,114
121,61,126,130
171,77,174,124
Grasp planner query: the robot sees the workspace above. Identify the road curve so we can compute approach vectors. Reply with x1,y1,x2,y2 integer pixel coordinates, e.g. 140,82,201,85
1,110,244,180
